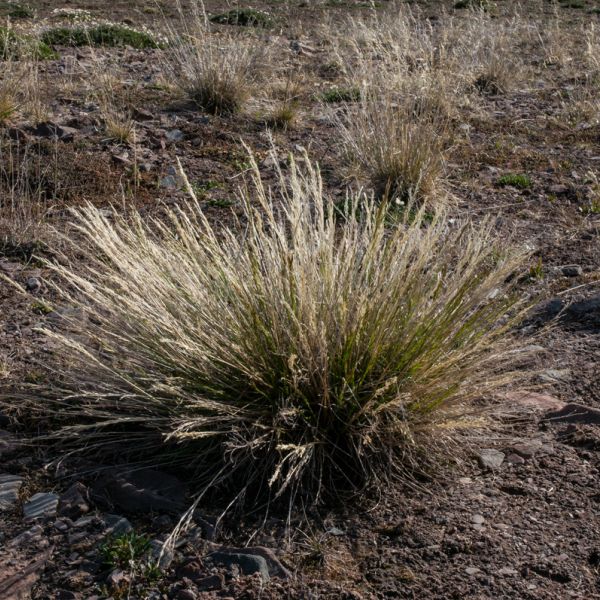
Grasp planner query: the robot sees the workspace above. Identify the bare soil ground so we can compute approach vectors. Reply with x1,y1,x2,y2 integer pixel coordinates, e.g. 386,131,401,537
0,1,599,599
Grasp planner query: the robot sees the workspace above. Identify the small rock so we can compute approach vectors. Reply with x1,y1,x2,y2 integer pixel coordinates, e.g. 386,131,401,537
149,539,174,569
196,574,223,592
165,129,185,143
471,514,485,525
25,276,42,292
510,441,542,459
160,175,178,189
207,546,290,579
506,453,525,465
177,558,204,582
477,449,505,470
133,107,155,121
176,590,197,600
58,482,90,519
106,568,129,589
23,492,59,521
465,567,481,575
32,121,78,141
561,265,583,277
0,474,24,510
103,514,133,536
505,391,565,412
207,551,270,582
498,567,518,576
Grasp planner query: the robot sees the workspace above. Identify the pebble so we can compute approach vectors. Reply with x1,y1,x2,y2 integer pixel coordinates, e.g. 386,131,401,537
471,514,485,525
561,265,583,277
506,453,525,465
477,449,505,470
465,567,481,575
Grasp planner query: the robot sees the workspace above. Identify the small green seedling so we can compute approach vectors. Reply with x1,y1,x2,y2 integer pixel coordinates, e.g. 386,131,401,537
100,531,151,569
497,173,531,189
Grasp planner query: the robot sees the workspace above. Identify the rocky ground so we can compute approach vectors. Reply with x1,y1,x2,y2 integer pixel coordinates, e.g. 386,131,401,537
1,0,600,599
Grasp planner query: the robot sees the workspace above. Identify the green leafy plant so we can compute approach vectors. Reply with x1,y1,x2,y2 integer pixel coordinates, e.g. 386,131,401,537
101,532,151,569
41,24,161,49
497,173,531,189
0,2,34,18
209,8,273,27
23,148,532,509
320,86,361,103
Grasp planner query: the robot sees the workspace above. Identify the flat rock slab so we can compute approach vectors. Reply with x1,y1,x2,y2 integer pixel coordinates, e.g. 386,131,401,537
544,403,600,425
23,492,59,521
505,391,565,412
206,546,291,579
0,474,24,510
477,449,505,470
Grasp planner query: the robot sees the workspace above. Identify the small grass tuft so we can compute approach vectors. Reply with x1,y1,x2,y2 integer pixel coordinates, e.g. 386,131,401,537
320,86,361,104
497,173,531,189
101,532,151,569
209,8,273,28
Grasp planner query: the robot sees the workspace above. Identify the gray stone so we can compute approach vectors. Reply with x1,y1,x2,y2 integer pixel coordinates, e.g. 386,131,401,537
206,546,291,579
506,453,525,465
465,567,481,575
165,129,185,143
23,492,59,520
207,551,270,582
32,121,78,141
477,449,505,470
160,175,177,189
25,276,42,292
471,514,485,525
562,265,583,277
103,514,133,536
149,539,174,569
498,567,518,576
0,474,24,510
58,482,90,519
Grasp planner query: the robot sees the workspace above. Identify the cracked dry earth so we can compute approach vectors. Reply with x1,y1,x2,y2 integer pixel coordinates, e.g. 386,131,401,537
0,0,600,598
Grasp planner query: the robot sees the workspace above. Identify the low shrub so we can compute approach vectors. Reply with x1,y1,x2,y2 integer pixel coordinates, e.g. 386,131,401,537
320,86,361,103
25,149,530,508
41,23,161,49
209,8,273,28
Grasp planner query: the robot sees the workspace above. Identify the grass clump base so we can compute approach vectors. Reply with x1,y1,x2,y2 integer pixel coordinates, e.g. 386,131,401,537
29,149,530,510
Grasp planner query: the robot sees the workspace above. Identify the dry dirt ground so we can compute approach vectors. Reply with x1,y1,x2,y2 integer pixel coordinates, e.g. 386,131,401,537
0,0,600,599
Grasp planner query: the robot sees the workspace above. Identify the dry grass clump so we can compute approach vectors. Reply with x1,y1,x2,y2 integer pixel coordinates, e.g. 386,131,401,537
336,93,449,203
0,137,50,253
162,1,266,115
25,149,531,508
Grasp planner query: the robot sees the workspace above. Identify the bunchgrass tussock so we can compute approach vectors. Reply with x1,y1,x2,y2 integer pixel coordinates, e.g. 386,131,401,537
336,94,448,203
21,146,533,510
161,1,266,115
